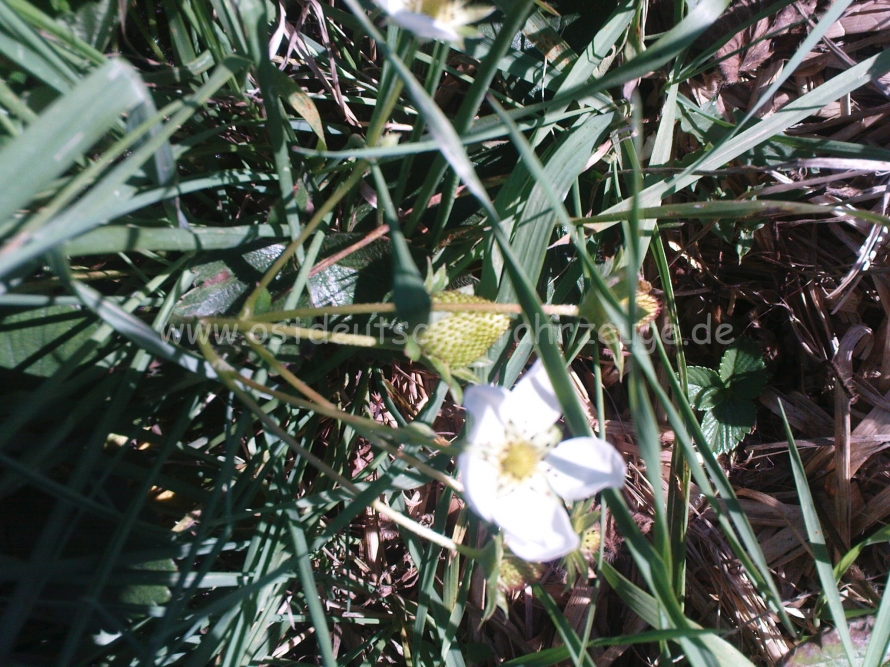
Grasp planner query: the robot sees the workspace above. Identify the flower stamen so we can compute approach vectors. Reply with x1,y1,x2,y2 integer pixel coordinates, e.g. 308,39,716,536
417,0,449,18
499,441,540,482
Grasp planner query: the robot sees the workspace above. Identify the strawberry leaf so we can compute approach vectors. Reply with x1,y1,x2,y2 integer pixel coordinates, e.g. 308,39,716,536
686,366,723,410
719,337,767,400
702,396,756,455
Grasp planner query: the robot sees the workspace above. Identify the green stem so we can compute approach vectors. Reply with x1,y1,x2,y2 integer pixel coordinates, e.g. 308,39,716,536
241,301,580,323
371,437,463,494
245,335,334,408
366,78,405,148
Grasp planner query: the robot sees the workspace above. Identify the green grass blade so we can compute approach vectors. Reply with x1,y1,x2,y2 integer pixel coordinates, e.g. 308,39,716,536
66,277,217,378
284,508,337,667
490,104,614,304
338,0,500,224
0,0,79,90
778,400,856,664
598,48,890,219
3,0,105,65
403,0,535,237
65,222,288,255
500,0,730,122
0,57,248,282
650,333,795,633
531,583,595,667
735,0,854,128
581,199,890,228
862,571,890,667
0,60,147,228
370,164,429,328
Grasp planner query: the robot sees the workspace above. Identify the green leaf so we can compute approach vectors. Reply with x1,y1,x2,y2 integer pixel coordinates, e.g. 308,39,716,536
710,219,735,245
736,227,757,260
171,243,290,321
702,397,755,455
268,67,327,150
0,305,99,378
686,366,723,410
719,337,766,400
834,523,890,584
171,234,393,320
306,233,393,308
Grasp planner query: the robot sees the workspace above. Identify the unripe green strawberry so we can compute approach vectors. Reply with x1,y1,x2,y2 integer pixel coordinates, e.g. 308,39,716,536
579,278,661,332
632,282,661,329
498,555,542,591
416,291,510,367
580,528,602,556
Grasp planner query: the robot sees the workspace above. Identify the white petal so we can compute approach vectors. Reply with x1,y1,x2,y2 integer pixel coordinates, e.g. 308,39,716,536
374,0,408,13
544,437,627,502
463,385,509,446
458,451,498,521
492,486,579,562
504,360,562,437
389,10,461,41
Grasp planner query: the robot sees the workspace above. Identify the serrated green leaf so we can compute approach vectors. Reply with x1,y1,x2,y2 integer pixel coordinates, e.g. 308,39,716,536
697,386,726,412
702,396,756,455
172,244,290,321
171,234,393,320
719,337,767,400
686,366,723,409
306,234,392,309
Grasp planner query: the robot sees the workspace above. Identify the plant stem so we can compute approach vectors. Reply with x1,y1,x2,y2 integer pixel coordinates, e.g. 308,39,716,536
244,301,580,323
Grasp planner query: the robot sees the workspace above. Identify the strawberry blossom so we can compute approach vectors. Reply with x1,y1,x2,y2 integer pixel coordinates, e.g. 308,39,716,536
459,361,627,561
374,0,492,45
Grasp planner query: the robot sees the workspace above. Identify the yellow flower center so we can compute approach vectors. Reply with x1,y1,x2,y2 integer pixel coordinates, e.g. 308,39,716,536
581,529,601,555
416,0,450,18
500,441,540,481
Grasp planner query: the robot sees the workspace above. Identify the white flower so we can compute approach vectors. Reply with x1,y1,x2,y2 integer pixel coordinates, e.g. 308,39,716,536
374,0,493,44
459,361,627,562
